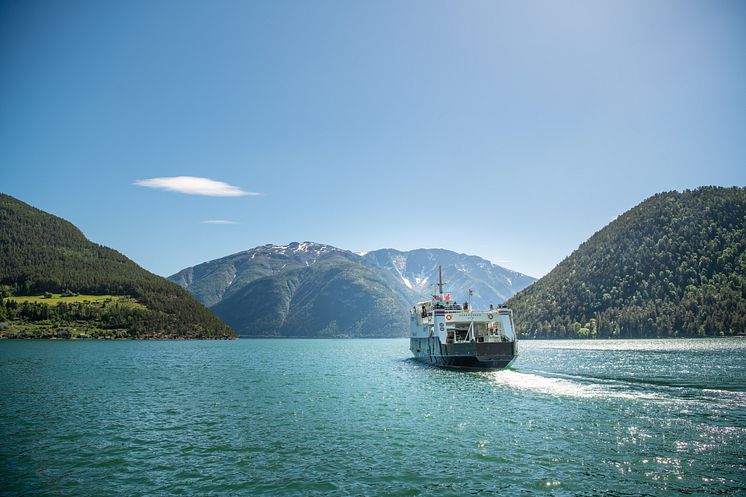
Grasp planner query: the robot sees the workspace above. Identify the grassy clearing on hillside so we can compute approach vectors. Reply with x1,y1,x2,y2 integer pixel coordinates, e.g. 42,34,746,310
7,294,145,309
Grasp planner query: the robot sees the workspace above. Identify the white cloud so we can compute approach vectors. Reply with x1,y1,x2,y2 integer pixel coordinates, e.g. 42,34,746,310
133,176,259,197
201,220,238,225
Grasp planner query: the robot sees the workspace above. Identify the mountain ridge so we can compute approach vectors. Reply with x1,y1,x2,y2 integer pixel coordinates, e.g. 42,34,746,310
169,243,536,337
169,242,362,308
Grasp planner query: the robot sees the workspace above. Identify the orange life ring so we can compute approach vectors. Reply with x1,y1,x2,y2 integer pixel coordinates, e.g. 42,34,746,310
446,314,452,321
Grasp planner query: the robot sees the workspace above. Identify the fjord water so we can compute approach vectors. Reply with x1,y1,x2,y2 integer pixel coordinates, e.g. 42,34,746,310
1,339,744,496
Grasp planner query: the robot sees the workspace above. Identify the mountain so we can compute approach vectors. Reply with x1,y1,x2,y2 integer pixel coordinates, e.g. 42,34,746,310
169,244,535,337
211,259,404,337
507,186,746,339
363,248,535,310
169,242,360,308
0,194,234,339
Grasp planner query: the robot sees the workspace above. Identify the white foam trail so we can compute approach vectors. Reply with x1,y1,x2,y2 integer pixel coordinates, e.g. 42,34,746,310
480,370,661,400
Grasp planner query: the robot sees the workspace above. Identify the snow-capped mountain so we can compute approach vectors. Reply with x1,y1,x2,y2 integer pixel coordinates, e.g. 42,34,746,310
169,242,535,337
169,242,358,308
363,248,535,310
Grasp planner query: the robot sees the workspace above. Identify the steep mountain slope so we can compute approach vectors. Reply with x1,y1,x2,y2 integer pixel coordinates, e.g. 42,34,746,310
170,242,360,307
363,248,535,309
507,187,745,338
212,260,405,337
0,194,234,339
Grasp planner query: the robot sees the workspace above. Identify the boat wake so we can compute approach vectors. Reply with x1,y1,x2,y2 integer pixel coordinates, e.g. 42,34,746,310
480,369,746,410
480,369,666,401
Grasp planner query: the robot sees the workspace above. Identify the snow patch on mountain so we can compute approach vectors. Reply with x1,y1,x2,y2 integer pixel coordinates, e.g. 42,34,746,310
170,243,536,312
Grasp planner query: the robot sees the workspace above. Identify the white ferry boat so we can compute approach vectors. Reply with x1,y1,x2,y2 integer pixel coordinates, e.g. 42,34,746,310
409,266,517,369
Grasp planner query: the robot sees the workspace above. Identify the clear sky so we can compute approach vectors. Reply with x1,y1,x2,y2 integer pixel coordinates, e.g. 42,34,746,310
1,0,745,278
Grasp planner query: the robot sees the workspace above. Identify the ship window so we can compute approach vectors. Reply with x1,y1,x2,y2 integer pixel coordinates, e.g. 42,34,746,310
500,315,515,340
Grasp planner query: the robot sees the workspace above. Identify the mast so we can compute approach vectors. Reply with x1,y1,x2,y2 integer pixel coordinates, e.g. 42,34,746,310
433,265,448,344
437,265,445,297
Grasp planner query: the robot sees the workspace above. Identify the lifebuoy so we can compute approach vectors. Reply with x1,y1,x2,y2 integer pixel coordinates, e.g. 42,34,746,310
446,314,452,321
487,313,494,319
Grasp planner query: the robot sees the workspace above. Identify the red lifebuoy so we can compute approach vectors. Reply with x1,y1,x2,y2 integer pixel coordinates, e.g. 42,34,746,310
446,314,452,321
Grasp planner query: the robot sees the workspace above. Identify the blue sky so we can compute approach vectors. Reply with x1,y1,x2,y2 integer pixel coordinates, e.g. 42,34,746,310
1,0,745,278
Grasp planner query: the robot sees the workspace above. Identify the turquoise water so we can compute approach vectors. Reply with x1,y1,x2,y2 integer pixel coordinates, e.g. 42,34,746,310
1,338,744,496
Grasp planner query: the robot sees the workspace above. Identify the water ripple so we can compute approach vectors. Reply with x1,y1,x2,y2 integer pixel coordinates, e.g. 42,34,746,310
1,338,744,496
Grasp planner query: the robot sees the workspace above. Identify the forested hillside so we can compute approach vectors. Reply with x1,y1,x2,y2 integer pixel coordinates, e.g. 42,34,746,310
508,187,745,338
0,194,234,339
212,259,405,337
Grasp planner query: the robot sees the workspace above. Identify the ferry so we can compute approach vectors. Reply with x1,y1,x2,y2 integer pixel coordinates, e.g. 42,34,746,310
409,266,517,369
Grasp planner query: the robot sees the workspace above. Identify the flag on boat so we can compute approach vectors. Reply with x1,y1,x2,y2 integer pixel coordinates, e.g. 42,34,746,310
468,289,473,297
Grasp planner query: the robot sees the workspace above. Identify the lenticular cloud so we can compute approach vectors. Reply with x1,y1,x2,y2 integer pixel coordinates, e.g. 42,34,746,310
134,176,258,197
202,220,238,225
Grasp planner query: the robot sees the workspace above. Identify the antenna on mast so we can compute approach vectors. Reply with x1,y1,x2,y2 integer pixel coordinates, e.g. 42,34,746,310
437,265,445,297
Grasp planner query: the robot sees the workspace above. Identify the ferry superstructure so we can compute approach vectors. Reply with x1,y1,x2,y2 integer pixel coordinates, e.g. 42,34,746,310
409,266,517,369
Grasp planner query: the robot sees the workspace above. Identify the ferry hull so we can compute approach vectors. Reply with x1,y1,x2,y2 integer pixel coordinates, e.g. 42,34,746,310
409,337,516,370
